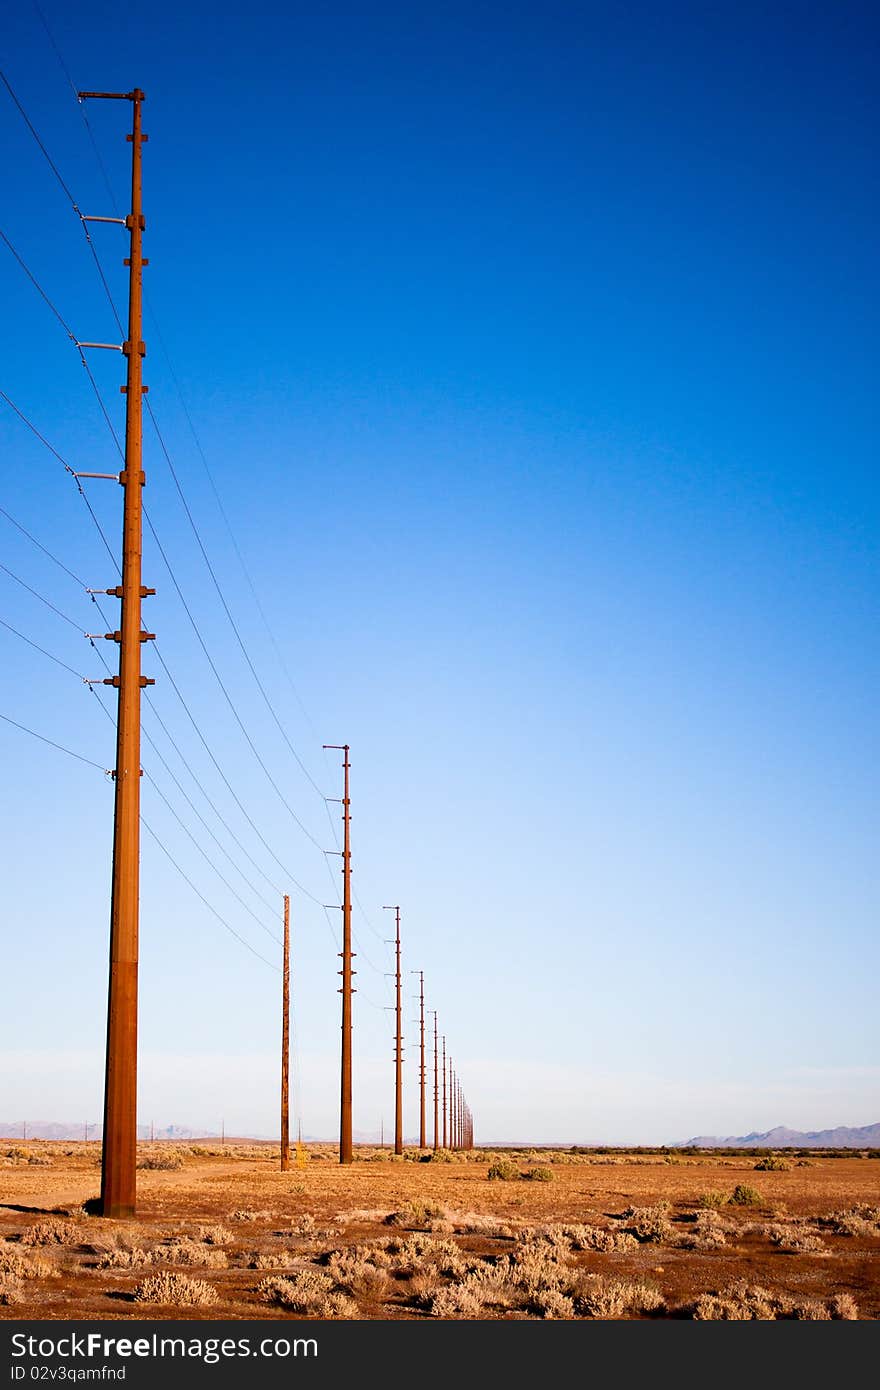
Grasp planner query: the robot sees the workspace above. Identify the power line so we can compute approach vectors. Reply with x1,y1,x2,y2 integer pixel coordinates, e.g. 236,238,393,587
5,59,337,868
143,771,283,945
2,71,330,836
0,709,108,772
141,817,280,974
0,228,123,455
143,507,326,857
0,614,87,681
0,560,85,631
145,395,329,806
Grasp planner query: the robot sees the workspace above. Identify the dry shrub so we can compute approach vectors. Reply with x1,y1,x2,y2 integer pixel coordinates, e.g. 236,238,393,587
699,1190,729,1209
729,1184,763,1207
830,1293,858,1320
154,1238,227,1269
0,1249,52,1279
430,1265,516,1318
561,1223,638,1253
688,1281,841,1320
829,1206,880,1237
291,1214,316,1236
532,1288,575,1319
20,1219,80,1247
577,1274,665,1319
230,1209,271,1223
389,1234,470,1279
767,1225,827,1255
96,1246,155,1270
133,1271,218,1307
511,1240,568,1294
324,1248,390,1297
0,1274,24,1305
754,1155,791,1171
258,1270,356,1318
619,1202,673,1243
676,1210,728,1251
196,1225,232,1245
487,1159,519,1181
249,1252,291,1270
137,1152,183,1171
522,1166,554,1182
386,1200,446,1229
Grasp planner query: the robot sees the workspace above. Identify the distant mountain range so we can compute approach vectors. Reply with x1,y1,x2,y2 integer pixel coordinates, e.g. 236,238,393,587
676,1122,880,1149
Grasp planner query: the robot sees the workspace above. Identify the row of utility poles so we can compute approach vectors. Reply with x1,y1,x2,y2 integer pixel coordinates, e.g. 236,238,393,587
277,751,476,1164
87,88,473,1218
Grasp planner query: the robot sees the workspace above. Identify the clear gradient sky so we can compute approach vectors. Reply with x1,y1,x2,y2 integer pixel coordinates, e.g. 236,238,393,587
0,1,877,1144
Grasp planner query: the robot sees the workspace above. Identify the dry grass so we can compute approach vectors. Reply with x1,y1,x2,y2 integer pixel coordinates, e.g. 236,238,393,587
618,1202,673,1243
137,1151,184,1171
828,1205,880,1237
687,1279,859,1320
152,1238,228,1269
257,1270,357,1317
577,1274,665,1318
766,1224,828,1254
0,1274,24,1305
132,1270,219,1306
20,1218,81,1247
0,1248,52,1279
195,1224,233,1245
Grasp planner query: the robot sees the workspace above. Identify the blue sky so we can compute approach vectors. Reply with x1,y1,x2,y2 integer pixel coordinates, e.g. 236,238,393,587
0,1,877,1144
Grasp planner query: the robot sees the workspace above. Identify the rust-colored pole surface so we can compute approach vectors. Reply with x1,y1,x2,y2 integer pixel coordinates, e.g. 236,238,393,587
442,1038,447,1149
100,88,147,1219
340,747,353,1163
432,1011,439,1151
281,894,290,1171
418,971,426,1149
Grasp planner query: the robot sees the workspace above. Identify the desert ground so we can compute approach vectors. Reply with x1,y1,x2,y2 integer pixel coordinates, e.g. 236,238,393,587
1,1142,877,1320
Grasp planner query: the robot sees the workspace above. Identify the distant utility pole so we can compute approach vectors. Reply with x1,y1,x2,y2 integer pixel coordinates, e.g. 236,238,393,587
323,744,353,1164
380,1117,384,1148
383,906,403,1155
414,971,426,1148
77,86,154,1221
442,1037,447,1149
220,1118,224,1144
281,894,290,1172
431,1011,439,1151
149,1119,154,1143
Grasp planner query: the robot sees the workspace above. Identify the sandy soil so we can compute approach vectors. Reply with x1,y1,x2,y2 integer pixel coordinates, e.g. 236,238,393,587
1,1142,877,1320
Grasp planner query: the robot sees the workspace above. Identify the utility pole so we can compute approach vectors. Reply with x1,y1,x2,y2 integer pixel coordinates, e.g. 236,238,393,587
431,1011,439,1151
78,87,153,1220
323,745,353,1164
451,1069,457,1149
415,971,426,1148
442,1036,447,1149
383,906,403,1156
281,894,290,1171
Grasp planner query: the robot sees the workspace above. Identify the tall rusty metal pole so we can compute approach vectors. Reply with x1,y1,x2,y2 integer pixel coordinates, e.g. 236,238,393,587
87,87,150,1220
431,1011,439,1151
383,906,403,1156
281,894,290,1171
417,971,426,1148
324,745,353,1164
442,1037,447,1149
